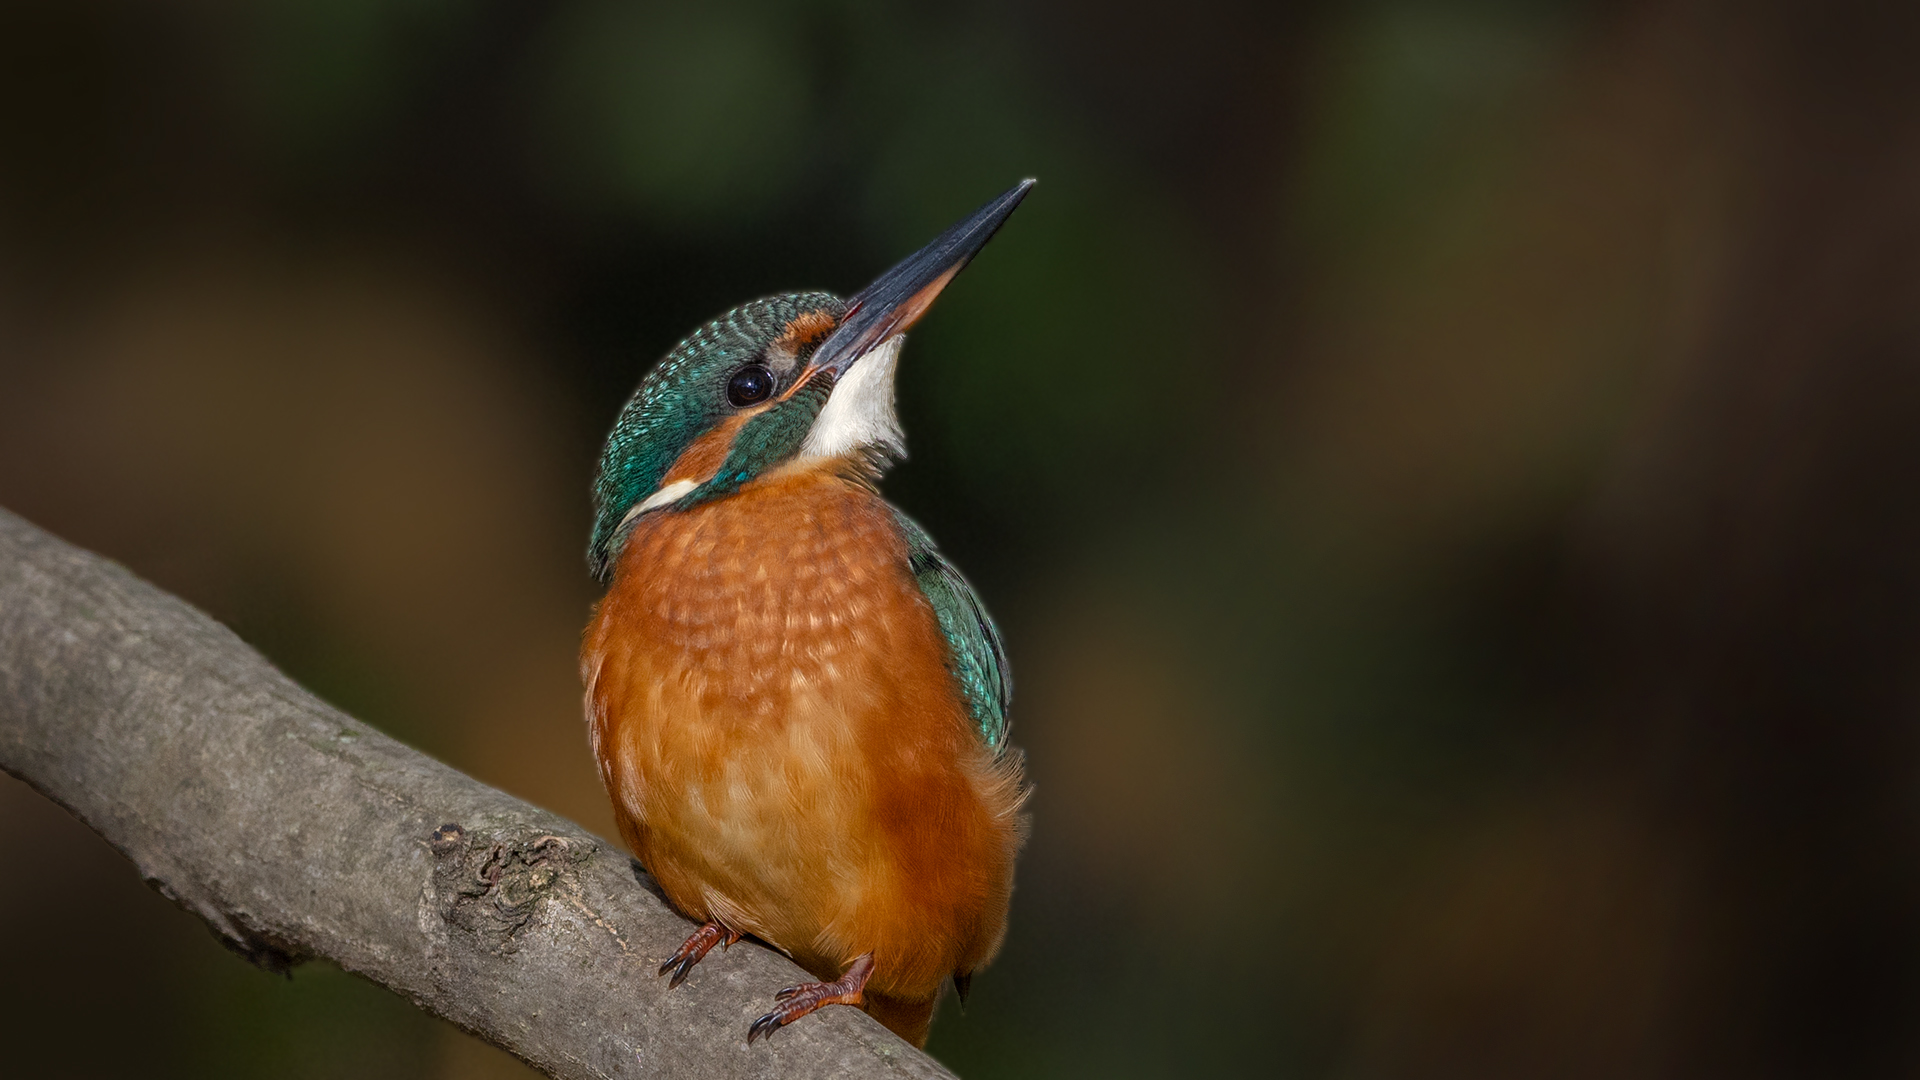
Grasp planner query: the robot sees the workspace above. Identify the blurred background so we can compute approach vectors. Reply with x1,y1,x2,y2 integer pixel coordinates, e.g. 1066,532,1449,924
4,0,1920,1076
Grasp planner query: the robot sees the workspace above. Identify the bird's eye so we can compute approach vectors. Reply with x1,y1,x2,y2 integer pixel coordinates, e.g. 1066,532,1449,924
726,365,774,407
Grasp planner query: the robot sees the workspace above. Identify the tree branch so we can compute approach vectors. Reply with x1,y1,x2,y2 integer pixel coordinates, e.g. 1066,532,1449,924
0,506,954,1080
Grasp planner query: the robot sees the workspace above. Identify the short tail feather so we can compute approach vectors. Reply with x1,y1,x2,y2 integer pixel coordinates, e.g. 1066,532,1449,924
865,991,938,1048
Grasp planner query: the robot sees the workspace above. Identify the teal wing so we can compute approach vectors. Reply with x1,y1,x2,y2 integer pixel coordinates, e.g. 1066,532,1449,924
890,509,1012,752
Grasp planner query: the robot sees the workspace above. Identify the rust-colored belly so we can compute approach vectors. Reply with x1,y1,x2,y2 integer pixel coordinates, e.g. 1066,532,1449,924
582,468,1022,1009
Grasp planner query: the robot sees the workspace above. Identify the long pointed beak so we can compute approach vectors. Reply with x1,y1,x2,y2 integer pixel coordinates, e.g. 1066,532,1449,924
806,178,1035,378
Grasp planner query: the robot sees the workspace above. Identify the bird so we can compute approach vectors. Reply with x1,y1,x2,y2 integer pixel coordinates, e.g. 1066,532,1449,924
580,180,1033,1047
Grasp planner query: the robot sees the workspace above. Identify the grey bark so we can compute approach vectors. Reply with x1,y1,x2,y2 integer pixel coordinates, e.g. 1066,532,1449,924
0,506,955,1080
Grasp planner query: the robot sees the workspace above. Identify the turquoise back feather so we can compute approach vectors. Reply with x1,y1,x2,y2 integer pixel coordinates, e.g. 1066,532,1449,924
890,508,1012,751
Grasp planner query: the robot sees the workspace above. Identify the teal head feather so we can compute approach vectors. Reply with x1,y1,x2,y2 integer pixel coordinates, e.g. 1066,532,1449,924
588,291,847,580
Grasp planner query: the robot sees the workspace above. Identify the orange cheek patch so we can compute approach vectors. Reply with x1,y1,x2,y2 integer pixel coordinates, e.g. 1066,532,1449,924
662,414,753,486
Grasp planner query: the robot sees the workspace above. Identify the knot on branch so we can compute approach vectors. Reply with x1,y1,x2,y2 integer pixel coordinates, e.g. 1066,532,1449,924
430,823,595,953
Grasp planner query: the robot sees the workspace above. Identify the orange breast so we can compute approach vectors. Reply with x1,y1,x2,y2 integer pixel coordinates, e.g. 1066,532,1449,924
582,466,1024,1012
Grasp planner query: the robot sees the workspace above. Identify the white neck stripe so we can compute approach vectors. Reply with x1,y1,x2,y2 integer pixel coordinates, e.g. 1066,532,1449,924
619,478,700,528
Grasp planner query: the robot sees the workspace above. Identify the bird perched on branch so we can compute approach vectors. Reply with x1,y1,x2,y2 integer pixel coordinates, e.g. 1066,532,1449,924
581,181,1033,1047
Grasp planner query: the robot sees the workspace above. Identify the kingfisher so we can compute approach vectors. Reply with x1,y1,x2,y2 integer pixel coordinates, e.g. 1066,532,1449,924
581,181,1033,1047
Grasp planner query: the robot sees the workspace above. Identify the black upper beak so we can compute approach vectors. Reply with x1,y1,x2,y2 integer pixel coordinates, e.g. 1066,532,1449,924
807,179,1035,378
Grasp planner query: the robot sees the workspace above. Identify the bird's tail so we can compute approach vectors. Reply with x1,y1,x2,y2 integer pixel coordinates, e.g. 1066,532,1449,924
865,990,938,1048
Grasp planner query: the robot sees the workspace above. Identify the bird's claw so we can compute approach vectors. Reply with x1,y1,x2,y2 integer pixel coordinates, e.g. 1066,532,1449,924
658,920,736,990
746,1010,787,1044
744,953,875,1046
659,953,698,989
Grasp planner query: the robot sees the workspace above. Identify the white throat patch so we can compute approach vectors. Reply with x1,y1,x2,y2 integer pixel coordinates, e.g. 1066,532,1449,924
798,334,907,462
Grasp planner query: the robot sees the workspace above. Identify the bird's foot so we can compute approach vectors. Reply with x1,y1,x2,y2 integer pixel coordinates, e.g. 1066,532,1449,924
658,920,739,989
747,953,875,1044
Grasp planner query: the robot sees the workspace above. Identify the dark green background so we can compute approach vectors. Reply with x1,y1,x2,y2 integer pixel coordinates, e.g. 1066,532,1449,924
4,1,1920,1077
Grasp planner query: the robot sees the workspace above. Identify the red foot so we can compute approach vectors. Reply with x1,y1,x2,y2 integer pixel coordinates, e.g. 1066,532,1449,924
747,953,875,1044
658,920,739,989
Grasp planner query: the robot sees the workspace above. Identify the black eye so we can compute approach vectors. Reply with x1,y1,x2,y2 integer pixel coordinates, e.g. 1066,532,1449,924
726,365,774,407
